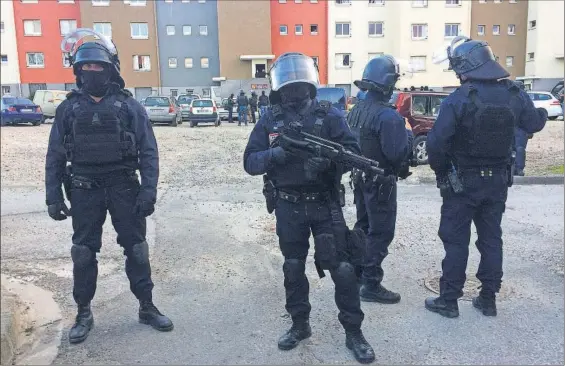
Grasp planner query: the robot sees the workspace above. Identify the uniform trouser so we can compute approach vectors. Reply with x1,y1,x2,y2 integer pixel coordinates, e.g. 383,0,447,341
238,106,248,124
275,198,364,331
250,107,257,124
70,173,154,305
438,170,508,301
357,179,397,284
514,128,529,171
228,108,234,122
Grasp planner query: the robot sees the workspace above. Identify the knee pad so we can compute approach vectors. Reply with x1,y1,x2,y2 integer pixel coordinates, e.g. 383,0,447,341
331,262,356,286
283,259,306,283
129,241,150,265
71,244,95,268
313,233,337,269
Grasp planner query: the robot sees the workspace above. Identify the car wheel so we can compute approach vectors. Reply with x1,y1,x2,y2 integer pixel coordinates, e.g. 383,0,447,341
413,135,428,165
40,116,47,124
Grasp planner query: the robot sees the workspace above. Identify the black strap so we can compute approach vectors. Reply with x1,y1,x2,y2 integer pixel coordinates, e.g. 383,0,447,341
312,100,330,137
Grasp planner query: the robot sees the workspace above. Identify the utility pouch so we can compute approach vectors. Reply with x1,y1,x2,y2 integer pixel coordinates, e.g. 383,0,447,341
71,176,97,190
448,168,464,194
338,184,346,207
313,233,337,275
507,151,516,187
262,175,277,214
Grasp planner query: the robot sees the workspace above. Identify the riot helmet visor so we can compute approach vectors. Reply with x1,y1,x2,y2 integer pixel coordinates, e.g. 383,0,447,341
268,53,319,92
61,28,116,57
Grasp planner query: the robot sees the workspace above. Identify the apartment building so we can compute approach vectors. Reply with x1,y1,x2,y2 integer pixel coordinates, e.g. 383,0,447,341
328,0,471,95
79,0,160,101
217,0,272,96
1,0,21,96
471,0,528,80
520,0,564,91
156,0,220,98
271,0,328,84
13,0,81,98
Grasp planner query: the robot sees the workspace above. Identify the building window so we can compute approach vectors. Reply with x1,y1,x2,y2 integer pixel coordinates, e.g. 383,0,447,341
167,25,175,35
62,52,71,68
295,24,303,35
198,0,206,2
445,23,460,38
310,0,318,2
335,22,351,37
168,57,178,68
506,56,514,67
368,22,384,37
165,0,172,3
295,0,302,3
411,24,428,40
170,89,178,97
412,0,428,7
1,86,10,95
280,25,288,35
91,0,110,6
369,0,385,6
1,21,4,33
26,52,44,68
311,56,319,66
125,0,147,5
183,25,192,35
310,24,318,35
335,53,351,68
184,58,193,68
410,56,426,72
368,52,383,61
133,55,151,71
199,25,208,35
1,55,8,65
494,0,501,3
479,0,486,2
23,20,42,36
445,0,460,5
477,24,485,36
336,0,352,5
201,57,209,68
527,52,535,61
279,0,287,3
509,0,517,3
529,20,536,29
508,24,516,35
59,20,77,36
21,0,39,3
493,25,500,35
130,23,149,39
93,22,112,39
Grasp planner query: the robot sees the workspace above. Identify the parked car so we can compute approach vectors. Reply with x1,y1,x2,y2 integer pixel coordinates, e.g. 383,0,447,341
177,94,200,121
347,96,358,112
32,90,68,122
317,87,348,114
143,96,182,127
188,99,220,127
390,89,450,165
527,91,563,120
1,96,43,126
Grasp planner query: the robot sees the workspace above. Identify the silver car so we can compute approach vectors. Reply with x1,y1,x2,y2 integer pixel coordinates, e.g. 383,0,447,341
143,96,182,127
177,94,200,121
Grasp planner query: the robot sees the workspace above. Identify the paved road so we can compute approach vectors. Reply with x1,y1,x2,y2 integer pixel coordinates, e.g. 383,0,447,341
1,124,563,365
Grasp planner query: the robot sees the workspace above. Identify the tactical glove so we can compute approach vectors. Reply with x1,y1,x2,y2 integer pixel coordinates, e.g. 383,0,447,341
48,202,71,221
133,199,155,217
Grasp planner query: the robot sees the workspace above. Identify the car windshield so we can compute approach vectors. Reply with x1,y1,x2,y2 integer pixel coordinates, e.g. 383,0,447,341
3,97,33,105
2,97,17,105
16,98,34,105
317,88,346,104
144,97,170,107
193,100,213,107
177,96,193,104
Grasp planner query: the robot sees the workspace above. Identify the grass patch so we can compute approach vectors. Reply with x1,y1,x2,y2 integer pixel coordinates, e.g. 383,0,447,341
547,164,564,175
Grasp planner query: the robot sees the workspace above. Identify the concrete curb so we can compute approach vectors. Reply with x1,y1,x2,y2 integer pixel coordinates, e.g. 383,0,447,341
414,175,564,186
1,287,21,366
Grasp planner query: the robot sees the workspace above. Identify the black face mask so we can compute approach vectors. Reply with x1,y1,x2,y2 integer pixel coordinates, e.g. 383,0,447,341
280,84,312,111
80,69,112,97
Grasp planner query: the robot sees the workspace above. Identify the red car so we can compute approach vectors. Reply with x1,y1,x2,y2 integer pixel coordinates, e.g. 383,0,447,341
390,88,450,165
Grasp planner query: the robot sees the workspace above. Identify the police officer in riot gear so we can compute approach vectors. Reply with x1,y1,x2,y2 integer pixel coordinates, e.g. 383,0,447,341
244,52,375,364
425,36,547,318
347,55,412,304
45,29,173,344
258,90,270,118
237,90,249,126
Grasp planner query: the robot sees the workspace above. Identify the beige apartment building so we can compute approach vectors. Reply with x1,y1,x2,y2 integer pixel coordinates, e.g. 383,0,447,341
471,0,528,80
79,0,160,100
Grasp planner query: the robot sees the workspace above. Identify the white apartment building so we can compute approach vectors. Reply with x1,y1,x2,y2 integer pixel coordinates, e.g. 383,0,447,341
1,0,21,96
327,0,471,94
520,0,564,91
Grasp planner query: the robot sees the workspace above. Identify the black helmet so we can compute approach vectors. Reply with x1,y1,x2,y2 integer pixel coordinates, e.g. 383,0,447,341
435,36,509,80
354,55,400,94
268,52,319,98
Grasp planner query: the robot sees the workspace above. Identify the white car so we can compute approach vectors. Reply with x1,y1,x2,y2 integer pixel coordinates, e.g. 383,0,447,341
527,91,563,120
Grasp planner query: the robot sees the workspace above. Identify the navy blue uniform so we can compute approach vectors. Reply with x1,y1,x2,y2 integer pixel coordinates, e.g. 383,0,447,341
45,89,159,305
427,80,547,301
244,100,365,331
347,91,411,288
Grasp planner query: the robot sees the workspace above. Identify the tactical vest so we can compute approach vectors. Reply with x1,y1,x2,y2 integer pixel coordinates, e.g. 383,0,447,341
347,99,393,169
64,92,137,166
454,83,518,160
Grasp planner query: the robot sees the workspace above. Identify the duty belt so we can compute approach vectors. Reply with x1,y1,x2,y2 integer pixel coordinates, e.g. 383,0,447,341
71,170,136,189
278,190,330,203
458,166,507,176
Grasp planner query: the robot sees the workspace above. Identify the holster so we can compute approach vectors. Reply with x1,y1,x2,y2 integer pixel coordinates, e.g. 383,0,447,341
447,168,464,194
63,165,73,201
338,184,346,207
313,233,337,278
507,151,516,187
262,175,277,214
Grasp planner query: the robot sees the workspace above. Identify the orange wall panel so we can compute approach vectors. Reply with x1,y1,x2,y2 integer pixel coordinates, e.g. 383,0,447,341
13,0,81,84
270,0,328,84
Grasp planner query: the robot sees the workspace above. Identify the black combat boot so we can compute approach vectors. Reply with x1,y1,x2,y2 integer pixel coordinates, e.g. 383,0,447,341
69,303,94,344
345,329,375,364
277,320,312,350
360,282,401,304
425,297,459,318
472,294,497,317
139,300,174,331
